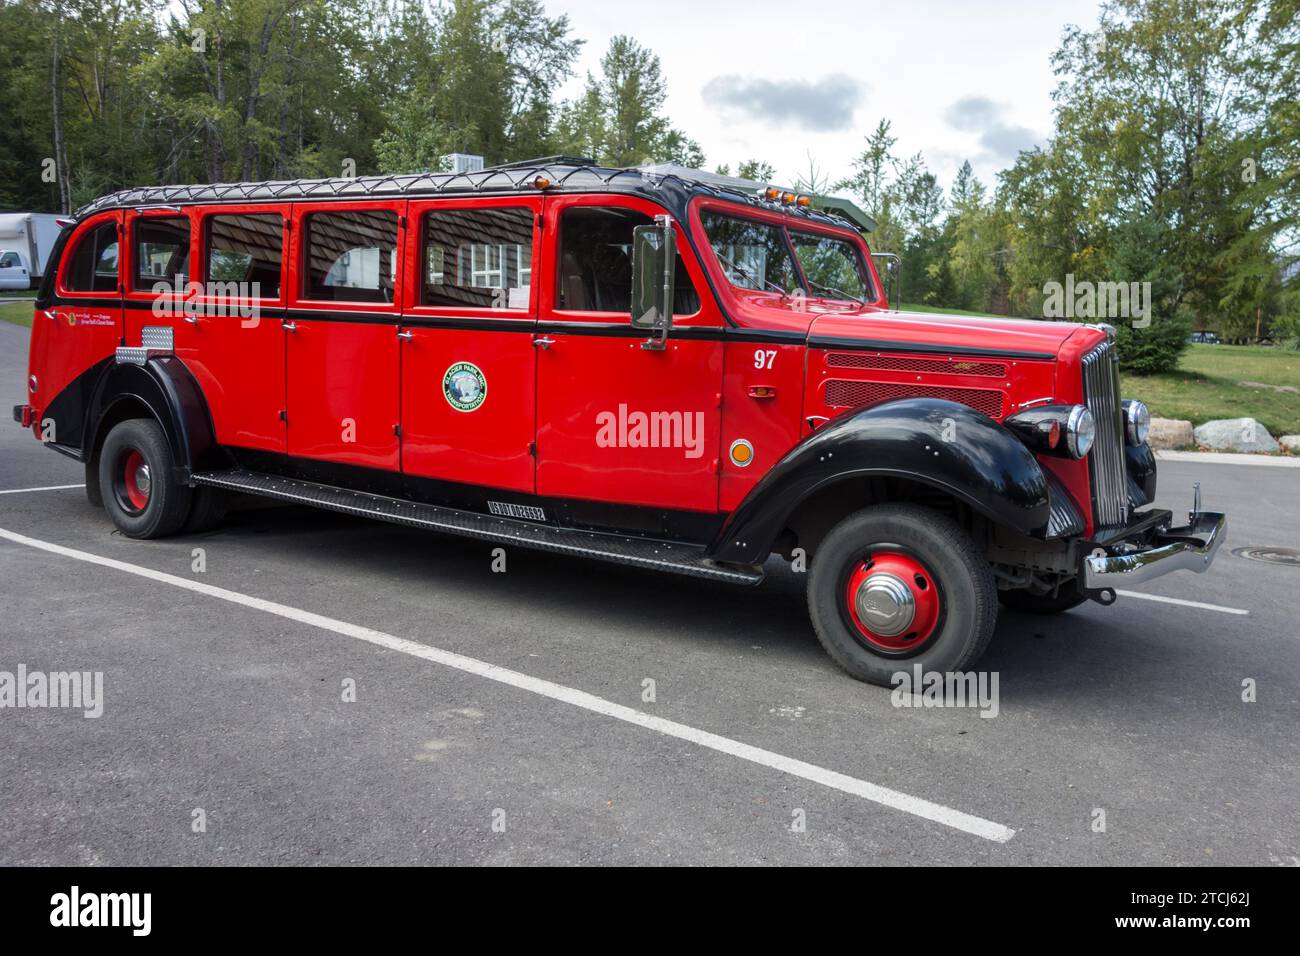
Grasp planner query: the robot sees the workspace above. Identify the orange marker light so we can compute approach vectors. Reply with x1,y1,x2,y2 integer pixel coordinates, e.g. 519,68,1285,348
764,187,781,201
796,195,812,207
532,176,551,190
781,192,796,204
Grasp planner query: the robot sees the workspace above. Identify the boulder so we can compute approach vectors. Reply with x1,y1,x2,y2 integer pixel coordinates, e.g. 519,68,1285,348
1193,417,1280,453
1147,418,1194,450
1280,435,1300,454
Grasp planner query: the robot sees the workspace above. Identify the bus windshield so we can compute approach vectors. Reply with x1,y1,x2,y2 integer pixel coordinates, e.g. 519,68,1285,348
701,210,872,304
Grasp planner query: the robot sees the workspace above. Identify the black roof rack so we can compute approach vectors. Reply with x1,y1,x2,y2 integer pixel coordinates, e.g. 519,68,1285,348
73,159,859,234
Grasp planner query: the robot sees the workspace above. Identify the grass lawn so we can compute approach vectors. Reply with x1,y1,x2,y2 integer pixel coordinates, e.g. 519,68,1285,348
1124,344,1300,438
0,301,34,327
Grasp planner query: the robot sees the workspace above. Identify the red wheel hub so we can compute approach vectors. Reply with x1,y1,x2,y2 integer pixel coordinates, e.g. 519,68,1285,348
844,551,941,651
122,449,151,512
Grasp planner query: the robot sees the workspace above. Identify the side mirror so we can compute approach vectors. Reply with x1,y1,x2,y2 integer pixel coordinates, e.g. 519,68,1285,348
871,252,901,311
630,215,675,350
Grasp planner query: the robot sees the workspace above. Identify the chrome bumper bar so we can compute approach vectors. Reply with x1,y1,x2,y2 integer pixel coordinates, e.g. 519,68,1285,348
1082,511,1227,590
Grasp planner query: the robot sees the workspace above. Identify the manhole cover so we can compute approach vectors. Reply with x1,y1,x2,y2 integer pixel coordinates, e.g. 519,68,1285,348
1231,546,1300,566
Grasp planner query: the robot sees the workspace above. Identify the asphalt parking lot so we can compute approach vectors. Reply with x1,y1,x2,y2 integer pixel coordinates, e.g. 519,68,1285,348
1,319,1296,866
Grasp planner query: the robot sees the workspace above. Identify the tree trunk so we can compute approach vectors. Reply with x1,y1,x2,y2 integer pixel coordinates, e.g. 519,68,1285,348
50,2,71,214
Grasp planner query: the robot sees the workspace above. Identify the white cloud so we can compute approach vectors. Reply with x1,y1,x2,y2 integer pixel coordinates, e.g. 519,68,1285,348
551,0,1100,192
701,74,864,132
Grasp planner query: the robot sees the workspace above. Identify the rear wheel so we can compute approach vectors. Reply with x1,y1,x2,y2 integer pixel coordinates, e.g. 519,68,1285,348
182,486,229,533
99,418,191,539
998,579,1088,614
807,504,998,686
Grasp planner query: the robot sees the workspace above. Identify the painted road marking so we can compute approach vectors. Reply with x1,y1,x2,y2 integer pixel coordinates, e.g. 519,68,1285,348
0,483,85,495
0,526,1015,844
1116,589,1249,616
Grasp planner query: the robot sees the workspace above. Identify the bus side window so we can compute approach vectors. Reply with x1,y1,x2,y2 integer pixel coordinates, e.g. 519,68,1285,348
206,213,283,299
302,210,398,304
421,206,533,309
133,217,190,290
555,206,699,315
64,221,120,293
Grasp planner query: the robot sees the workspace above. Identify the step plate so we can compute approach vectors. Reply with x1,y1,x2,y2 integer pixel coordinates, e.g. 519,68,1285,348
191,469,763,586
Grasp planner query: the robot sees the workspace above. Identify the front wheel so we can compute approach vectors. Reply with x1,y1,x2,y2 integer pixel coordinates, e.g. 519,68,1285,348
807,504,998,686
99,418,192,539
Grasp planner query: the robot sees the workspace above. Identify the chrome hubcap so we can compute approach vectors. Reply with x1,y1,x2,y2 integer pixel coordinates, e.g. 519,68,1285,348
854,572,916,638
134,463,151,497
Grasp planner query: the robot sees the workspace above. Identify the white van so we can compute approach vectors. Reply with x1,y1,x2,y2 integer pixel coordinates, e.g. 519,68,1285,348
0,212,64,289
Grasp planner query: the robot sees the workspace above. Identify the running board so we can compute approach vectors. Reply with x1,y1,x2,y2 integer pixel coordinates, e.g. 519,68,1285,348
191,469,764,586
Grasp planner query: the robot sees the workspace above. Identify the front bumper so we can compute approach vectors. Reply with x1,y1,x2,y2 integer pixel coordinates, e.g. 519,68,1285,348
1082,510,1227,590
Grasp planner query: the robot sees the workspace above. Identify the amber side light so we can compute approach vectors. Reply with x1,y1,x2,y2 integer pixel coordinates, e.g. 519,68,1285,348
532,176,552,190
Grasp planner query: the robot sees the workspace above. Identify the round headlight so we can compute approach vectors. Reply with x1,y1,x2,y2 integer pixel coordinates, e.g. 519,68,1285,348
1066,405,1095,459
1123,399,1150,446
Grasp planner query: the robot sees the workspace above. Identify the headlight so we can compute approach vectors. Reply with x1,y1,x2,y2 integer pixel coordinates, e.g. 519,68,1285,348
1066,405,1095,459
1122,399,1150,446
1004,403,1094,459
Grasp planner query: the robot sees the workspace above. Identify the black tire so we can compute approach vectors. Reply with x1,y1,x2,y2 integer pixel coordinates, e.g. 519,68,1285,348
807,504,998,686
99,418,192,539
998,580,1088,614
84,458,103,508
182,487,229,533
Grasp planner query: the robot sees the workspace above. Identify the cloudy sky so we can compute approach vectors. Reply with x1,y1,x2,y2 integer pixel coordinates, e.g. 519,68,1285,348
553,0,1103,194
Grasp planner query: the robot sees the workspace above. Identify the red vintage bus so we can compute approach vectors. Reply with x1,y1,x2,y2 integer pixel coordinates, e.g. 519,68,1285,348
15,159,1225,685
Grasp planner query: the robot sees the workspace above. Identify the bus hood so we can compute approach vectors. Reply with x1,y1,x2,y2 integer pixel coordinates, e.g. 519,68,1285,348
807,311,1087,359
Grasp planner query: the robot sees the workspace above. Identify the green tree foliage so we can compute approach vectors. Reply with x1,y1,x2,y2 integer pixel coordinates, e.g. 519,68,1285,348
995,0,1296,368
555,35,702,167
0,0,589,209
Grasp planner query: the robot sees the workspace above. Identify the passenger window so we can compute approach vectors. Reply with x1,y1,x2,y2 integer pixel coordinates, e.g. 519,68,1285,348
556,207,700,315
64,221,120,293
206,214,283,299
421,207,533,309
133,217,190,290
303,210,398,303
0,252,20,268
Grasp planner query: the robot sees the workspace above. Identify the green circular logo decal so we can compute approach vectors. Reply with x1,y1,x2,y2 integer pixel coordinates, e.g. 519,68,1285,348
443,361,487,412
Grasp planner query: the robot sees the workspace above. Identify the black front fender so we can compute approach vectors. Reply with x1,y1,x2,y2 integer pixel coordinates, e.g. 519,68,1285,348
707,398,1050,564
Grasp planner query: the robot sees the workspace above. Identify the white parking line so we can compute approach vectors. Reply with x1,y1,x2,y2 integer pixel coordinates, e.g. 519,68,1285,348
0,526,1015,844
1116,589,1249,616
0,483,85,495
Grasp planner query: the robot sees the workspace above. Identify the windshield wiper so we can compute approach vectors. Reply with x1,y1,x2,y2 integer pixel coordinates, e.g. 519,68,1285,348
712,250,792,299
804,277,865,305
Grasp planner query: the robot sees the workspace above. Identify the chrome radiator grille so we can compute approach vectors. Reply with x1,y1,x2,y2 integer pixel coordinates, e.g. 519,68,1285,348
1082,340,1128,528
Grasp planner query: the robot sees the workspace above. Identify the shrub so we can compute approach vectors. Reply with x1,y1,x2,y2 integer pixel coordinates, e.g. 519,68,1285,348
1115,312,1191,375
